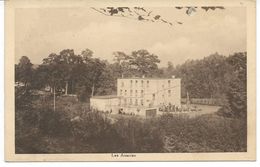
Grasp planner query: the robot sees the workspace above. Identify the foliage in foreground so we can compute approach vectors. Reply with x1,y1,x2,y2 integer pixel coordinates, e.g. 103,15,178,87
15,97,247,153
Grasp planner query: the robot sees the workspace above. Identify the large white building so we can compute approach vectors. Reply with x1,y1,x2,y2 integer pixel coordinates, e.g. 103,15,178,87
117,77,181,116
90,76,181,117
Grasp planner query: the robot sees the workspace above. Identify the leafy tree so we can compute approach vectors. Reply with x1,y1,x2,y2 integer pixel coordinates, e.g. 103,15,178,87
112,49,160,78
95,63,117,96
225,52,247,117
92,6,224,27
15,56,33,87
129,49,160,76
172,53,230,98
75,58,106,101
112,51,132,77
81,48,94,61
38,52,75,110
41,50,84,94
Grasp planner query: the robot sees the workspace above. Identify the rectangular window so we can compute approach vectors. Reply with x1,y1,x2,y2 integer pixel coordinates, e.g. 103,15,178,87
130,90,133,96
168,90,171,97
147,81,149,88
152,94,155,100
130,80,133,87
121,81,124,87
124,98,127,105
135,99,138,106
141,90,144,97
125,90,127,96
135,80,138,86
141,80,144,87
141,99,144,106
130,98,132,105
168,80,171,87
120,89,123,96
135,90,138,97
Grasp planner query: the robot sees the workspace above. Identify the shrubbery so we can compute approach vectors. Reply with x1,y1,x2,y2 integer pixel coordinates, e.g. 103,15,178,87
156,113,246,152
15,89,246,153
16,106,247,153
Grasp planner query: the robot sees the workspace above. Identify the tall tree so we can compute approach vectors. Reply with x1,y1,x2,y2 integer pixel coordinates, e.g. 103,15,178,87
15,56,33,87
226,52,247,117
112,51,131,77
81,48,94,61
129,49,160,77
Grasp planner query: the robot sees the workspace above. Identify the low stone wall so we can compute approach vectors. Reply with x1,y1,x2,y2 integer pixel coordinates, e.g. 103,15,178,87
181,98,223,105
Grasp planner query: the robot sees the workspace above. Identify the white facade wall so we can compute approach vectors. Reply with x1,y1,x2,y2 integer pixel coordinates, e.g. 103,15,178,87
117,78,181,116
90,97,119,114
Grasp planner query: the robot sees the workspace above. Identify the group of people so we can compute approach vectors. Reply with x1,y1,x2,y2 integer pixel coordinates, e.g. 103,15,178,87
159,103,198,113
118,108,137,116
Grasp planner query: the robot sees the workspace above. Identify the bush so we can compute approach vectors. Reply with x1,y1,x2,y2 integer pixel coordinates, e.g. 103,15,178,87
15,96,247,153
75,85,92,102
156,113,247,152
71,111,125,152
113,117,164,153
38,108,72,137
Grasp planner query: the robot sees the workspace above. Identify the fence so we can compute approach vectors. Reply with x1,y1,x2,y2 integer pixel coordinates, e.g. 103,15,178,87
181,98,223,106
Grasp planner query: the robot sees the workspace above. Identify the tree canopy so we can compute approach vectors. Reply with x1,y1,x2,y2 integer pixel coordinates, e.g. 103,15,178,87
15,50,247,117
92,6,225,27
15,56,34,87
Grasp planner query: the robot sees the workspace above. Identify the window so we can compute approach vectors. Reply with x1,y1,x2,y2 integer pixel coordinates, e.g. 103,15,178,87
168,90,171,97
141,90,144,97
141,80,144,87
141,99,144,106
147,81,149,88
152,94,155,100
135,99,138,106
130,80,133,87
135,90,138,97
125,90,127,96
120,89,123,96
124,98,127,105
130,98,133,105
168,80,171,87
121,81,124,87
135,80,138,86
130,90,133,96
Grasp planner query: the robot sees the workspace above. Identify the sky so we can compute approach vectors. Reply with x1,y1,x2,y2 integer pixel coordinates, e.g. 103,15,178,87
15,7,246,67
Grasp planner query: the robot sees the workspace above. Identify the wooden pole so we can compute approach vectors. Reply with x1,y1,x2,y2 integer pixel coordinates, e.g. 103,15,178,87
65,81,68,95
91,84,94,97
53,85,56,111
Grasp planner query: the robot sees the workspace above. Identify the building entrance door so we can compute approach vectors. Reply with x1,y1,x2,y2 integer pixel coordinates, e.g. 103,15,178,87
146,109,157,117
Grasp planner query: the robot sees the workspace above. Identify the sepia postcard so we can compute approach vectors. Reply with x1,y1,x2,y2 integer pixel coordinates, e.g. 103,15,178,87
5,0,256,161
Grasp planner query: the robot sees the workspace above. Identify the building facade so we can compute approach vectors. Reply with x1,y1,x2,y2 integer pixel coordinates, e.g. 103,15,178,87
117,77,181,116
90,77,181,116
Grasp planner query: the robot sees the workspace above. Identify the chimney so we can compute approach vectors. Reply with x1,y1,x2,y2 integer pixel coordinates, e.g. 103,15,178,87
172,75,175,79
142,75,145,78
